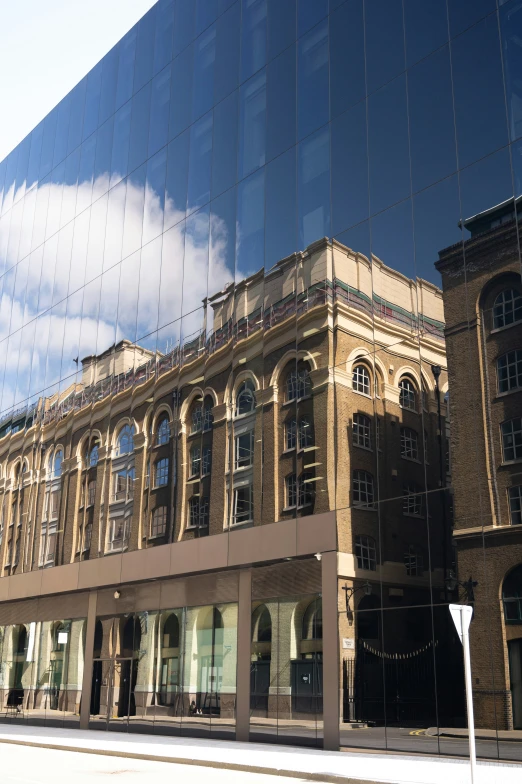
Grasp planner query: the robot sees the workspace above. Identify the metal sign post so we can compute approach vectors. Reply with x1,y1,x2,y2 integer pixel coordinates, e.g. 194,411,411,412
449,604,476,784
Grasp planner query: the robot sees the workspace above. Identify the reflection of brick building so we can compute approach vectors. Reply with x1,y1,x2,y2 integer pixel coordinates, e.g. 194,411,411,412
436,199,522,730
0,238,450,745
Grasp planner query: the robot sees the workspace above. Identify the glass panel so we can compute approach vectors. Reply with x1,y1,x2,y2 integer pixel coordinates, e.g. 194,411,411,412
214,1,241,105
241,0,267,83
297,20,328,142
266,45,296,163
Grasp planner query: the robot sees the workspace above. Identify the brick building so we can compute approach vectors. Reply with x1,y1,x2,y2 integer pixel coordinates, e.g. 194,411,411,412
436,198,522,730
0,238,452,746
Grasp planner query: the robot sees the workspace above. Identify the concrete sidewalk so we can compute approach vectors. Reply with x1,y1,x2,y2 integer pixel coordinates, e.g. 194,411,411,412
427,727,522,743
0,724,519,784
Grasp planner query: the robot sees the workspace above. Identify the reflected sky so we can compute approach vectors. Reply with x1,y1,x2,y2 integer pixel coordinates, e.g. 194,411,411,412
0,0,518,419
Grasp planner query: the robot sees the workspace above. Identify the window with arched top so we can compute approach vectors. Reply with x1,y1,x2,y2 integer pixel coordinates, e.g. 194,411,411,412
493,288,522,329
503,565,522,623
352,364,371,396
286,362,311,402
156,416,170,446
163,613,180,648
86,440,99,467
116,424,135,456
53,450,63,479
235,379,256,416
399,377,417,411
302,598,322,640
255,606,272,643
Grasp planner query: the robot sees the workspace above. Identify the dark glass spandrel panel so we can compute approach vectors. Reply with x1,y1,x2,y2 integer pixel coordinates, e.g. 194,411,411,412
214,0,241,105
104,179,127,269
368,75,410,215
40,109,58,181
413,175,462,286
173,0,196,58
165,128,190,228
134,6,156,93
82,62,102,142
183,209,210,320
210,186,236,286
459,147,513,227
122,164,146,259
212,91,239,199
52,95,71,172
110,102,132,188
153,0,175,76
116,29,137,110
408,46,457,194
298,0,328,37
187,112,213,214
297,19,328,142
403,0,448,68
451,15,508,169
128,82,152,175
331,100,369,236
365,0,405,95
196,0,219,36
238,69,266,180
15,135,31,204
500,0,522,142
330,0,365,119
27,122,44,190
298,125,330,250
67,79,87,156
370,199,415,280
266,44,296,162
237,168,265,279
170,45,194,140
99,47,119,126
241,0,267,83
143,147,167,247
192,25,217,123
265,146,297,269
448,0,497,38
267,0,296,60
149,65,172,158
94,117,114,189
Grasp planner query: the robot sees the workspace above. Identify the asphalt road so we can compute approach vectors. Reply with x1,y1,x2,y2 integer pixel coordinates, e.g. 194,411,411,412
0,743,328,784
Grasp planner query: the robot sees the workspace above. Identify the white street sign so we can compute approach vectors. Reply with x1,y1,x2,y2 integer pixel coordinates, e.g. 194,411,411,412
449,603,473,643
449,603,476,784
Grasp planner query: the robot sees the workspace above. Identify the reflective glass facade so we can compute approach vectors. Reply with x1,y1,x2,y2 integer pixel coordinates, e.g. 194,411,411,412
0,0,520,758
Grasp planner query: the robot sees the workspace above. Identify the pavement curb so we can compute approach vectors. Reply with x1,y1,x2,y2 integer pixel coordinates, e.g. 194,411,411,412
426,729,522,743
0,737,383,784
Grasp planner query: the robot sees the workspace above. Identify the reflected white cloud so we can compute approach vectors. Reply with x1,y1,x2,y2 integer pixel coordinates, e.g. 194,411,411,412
0,171,234,415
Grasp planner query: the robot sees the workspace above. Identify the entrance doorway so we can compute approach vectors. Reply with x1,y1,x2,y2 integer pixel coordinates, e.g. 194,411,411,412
508,639,522,730
89,658,135,729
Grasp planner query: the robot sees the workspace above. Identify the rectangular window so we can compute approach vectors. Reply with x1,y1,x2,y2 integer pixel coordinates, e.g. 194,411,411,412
83,523,92,551
155,458,169,487
113,470,127,502
400,427,419,460
88,480,96,507
404,546,423,577
299,417,314,449
355,535,376,571
353,414,371,449
403,483,423,517
501,418,522,462
509,486,522,526
298,473,315,508
497,350,522,393
286,474,297,508
235,431,254,470
50,489,61,519
190,445,201,477
202,446,212,476
233,485,253,525
188,496,209,528
151,506,167,537
107,517,130,552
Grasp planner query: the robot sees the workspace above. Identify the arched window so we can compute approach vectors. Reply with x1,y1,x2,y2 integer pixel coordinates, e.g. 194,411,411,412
203,398,214,431
503,565,522,623
53,450,63,479
235,379,256,416
355,535,377,570
509,486,522,526
255,606,272,643
399,377,417,411
352,364,370,396
86,440,99,467
302,598,322,640
116,424,134,456
151,506,167,537
497,350,522,394
163,614,180,648
352,470,375,508
353,414,372,449
493,288,522,329
191,402,203,433
286,362,311,402
155,416,170,446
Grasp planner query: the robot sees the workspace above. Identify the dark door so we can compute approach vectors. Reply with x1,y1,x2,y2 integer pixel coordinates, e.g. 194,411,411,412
508,639,522,730
291,658,323,714
90,659,103,715
250,660,270,712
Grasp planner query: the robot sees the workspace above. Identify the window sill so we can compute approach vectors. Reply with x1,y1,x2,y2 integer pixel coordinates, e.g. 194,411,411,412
186,524,209,531
234,464,254,473
495,388,522,400
491,321,522,336
153,484,168,490
400,406,418,414
148,532,166,540
500,458,522,467
226,519,253,529
403,513,425,520
282,503,313,513
352,504,377,512
351,389,372,399
282,395,312,408
104,546,129,556
401,456,421,464
353,443,372,452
